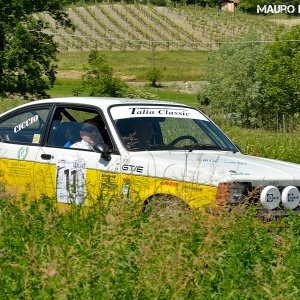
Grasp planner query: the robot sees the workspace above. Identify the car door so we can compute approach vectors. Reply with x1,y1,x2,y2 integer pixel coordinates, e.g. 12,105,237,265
34,104,122,207
0,105,52,198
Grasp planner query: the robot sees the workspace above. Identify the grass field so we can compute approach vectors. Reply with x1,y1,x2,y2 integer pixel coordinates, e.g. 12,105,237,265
56,50,209,81
50,50,208,103
1,194,300,299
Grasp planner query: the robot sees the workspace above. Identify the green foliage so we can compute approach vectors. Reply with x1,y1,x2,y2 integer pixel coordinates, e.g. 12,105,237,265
200,26,300,131
199,33,266,128
149,0,167,6
75,50,127,97
225,125,300,164
63,0,221,7
75,51,156,99
257,25,300,131
238,0,270,13
159,0,222,6
147,67,162,87
0,0,71,99
239,0,300,14
2,194,300,298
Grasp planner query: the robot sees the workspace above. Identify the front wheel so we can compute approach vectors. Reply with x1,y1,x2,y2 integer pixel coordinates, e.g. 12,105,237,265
143,195,191,219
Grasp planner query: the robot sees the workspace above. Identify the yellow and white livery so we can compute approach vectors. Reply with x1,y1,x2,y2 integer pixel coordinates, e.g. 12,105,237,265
1,97,300,216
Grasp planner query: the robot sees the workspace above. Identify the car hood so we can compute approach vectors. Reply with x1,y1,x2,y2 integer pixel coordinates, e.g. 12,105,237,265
123,150,300,186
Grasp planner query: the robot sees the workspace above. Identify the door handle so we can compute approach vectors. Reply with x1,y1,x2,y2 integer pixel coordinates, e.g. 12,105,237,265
41,154,53,160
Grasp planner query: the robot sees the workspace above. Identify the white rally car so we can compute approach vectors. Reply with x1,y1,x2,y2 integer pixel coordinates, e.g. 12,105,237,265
0,97,299,216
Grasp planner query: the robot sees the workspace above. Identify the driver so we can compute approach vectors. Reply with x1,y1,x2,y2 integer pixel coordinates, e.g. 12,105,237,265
127,119,154,149
70,121,104,150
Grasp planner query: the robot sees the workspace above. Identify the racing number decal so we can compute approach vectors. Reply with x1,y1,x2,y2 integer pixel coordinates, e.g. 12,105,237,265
56,158,87,204
64,169,77,194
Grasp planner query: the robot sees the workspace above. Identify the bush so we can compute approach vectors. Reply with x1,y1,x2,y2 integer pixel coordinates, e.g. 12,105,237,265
147,68,162,87
75,51,156,99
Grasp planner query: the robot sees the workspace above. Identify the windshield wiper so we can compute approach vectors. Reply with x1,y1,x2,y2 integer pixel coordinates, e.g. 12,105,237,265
145,144,175,150
188,143,222,152
219,147,239,153
188,144,239,153
129,144,175,151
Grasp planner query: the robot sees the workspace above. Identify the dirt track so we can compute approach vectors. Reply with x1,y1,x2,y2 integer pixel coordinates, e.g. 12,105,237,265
56,71,208,94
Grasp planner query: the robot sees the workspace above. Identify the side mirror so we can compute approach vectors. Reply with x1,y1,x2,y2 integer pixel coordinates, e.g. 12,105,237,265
93,143,112,161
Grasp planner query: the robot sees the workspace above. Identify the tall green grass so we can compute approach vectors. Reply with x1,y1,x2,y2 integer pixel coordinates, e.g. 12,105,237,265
224,126,300,164
1,196,300,299
0,98,28,113
50,78,83,97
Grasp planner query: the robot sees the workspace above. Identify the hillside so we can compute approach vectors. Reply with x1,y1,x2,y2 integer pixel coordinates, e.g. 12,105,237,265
36,4,282,52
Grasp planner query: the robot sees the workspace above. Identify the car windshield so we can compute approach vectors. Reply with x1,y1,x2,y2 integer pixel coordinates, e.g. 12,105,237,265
110,104,239,152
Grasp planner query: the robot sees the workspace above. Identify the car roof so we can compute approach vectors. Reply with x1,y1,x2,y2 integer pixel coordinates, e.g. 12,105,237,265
3,97,188,114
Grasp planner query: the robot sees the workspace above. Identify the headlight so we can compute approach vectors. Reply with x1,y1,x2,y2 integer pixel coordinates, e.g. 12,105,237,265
217,183,300,212
260,186,280,210
281,186,300,209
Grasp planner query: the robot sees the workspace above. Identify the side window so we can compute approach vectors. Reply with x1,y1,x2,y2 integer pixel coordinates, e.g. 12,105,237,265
0,108,50,144
47,107,112,150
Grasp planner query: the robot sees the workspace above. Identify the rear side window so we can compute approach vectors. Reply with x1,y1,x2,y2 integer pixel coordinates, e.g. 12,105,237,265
0,108,50,144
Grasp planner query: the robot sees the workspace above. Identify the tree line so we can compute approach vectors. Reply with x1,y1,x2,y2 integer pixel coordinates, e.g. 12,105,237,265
63,0,300,14
239,0,300,14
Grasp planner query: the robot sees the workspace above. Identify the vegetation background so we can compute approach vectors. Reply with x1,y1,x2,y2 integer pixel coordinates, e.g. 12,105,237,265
1,1,300,299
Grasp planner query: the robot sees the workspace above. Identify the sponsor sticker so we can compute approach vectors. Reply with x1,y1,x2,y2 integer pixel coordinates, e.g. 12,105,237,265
202,158,246,165
122,164,144,173
17,146,29,160
32,134,41,144
110,105,207,120
14,115,39,133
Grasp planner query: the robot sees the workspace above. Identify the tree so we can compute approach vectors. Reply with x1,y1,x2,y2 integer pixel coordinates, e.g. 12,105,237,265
257,25,300,130
200,26,300,131
199,34,266,128
238,0,270,13
75,51,156,100
239,0,300,15
147,68,162,87
0,0,71,98
76,51,127,97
